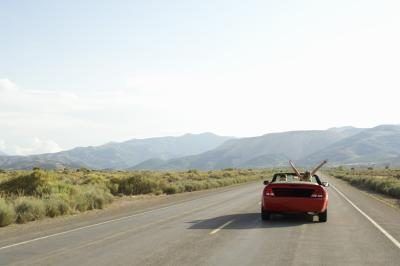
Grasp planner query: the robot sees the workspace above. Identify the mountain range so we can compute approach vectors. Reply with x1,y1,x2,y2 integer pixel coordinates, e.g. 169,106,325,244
304,125,400,166
132,126,364,170
132,125,400,169
0,133,231,170
1,125,399,170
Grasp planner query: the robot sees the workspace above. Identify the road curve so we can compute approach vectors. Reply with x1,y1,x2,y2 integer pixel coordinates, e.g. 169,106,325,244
0,175,400,266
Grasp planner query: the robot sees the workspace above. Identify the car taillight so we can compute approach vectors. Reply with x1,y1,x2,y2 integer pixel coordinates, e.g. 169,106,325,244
310,190,324,198
265,188,274,197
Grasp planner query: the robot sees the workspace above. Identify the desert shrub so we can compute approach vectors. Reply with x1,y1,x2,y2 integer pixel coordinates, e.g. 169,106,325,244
162,185,178,194
0,168,273,227
183,182,194,192
223,172,232,178
80,174,108,186
330,170,400,199
205,180,219,189
0,198,16,227
187,169,198,174
153,189,163,195
69,187,112,212
387,184,400,198
0,170,54,196
14,197,46,223
44,195,70,217
62,168,70,174
208,173,221,179
118,175,158,195
80,174,114,193
166,175,180,183
84,188,113,210
77,167,91,173
53,182,76,195
71,192,90,212
107,180,120,195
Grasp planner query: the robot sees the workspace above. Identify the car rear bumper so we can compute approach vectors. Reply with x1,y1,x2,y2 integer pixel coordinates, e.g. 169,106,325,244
262,197,328,213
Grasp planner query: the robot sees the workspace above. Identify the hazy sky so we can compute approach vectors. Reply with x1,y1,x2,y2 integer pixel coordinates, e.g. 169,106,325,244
1,0,399,155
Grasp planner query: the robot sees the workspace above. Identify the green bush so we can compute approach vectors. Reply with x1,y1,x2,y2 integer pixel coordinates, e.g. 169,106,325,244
84,188,113,210
163,185,178,194
0,170,54,196
44,195,70,217
387,184,400,198
77,167,91,173
14,197,46,223
118,175,158,195
107,177,121,195
187,169,198,174
71,192,90,212
0,198,16,227
80,174,108,186
330,169,400,199
0,168,273,227
54,182,75,195
70,187,113,212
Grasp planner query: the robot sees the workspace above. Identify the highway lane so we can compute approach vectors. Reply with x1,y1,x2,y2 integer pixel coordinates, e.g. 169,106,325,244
0,175,399,266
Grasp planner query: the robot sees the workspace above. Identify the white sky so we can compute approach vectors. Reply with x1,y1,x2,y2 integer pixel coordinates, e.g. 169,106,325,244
0,1,399,155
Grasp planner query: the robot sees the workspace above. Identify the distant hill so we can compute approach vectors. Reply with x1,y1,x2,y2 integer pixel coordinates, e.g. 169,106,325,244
132,129,357,170
133,125,400,170
3,125,400,170
0,155,85,170
326,126,365,137
0,133,232,170
303,125,400,166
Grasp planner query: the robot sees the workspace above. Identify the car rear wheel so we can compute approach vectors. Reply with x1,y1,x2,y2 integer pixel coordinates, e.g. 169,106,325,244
319,209,327,222
261,209,270,220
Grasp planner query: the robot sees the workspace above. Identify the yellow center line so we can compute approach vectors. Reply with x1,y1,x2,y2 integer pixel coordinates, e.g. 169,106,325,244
209,219,235,235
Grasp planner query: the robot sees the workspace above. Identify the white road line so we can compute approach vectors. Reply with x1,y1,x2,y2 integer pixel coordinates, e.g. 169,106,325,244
0,183,257,251
0,204,173,251
0,189,234,251
209,220,235,235
331,184,400,249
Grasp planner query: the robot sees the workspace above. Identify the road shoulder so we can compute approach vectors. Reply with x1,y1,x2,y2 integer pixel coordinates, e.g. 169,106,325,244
323,173,400,247
0,180,260,247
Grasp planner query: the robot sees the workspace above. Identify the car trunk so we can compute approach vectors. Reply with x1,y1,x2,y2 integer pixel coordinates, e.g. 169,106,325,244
263,182,327,213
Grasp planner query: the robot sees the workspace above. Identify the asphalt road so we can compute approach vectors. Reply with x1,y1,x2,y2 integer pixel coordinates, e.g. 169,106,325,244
0,175,400,266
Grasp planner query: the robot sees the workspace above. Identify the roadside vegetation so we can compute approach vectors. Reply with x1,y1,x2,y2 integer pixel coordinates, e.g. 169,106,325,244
0,168,274,227
326,167,400,199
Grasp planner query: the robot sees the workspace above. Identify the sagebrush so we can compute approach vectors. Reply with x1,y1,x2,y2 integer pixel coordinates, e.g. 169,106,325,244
326,167,400,199
0,168,274,227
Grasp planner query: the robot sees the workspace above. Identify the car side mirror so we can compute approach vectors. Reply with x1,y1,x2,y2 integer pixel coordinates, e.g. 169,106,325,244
263,180,269,185
321,181,329,187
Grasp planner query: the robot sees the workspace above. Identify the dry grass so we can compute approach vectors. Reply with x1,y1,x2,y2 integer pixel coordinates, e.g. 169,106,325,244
0,168,274,227
326,167,400,199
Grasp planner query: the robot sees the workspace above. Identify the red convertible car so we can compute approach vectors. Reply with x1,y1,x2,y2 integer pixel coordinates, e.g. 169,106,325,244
261,172,329,222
